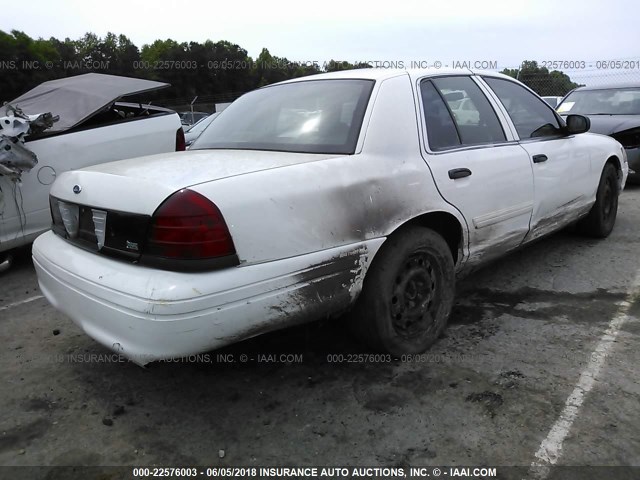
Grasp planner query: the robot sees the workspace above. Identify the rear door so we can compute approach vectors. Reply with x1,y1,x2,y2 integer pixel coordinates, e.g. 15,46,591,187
417,75,535,265
481,76,593,241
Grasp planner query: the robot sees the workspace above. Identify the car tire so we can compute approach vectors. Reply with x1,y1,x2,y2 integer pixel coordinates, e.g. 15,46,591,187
349,227,455,355
578,163,619,238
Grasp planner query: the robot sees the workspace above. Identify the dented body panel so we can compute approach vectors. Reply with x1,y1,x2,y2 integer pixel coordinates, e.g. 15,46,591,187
33,68,628,364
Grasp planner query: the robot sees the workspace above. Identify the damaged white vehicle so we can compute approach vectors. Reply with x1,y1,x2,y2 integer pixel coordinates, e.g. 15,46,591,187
33,69,627,365
0,73,185,271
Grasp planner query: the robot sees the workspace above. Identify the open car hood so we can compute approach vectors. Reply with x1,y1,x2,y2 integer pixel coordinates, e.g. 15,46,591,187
0,73,170,133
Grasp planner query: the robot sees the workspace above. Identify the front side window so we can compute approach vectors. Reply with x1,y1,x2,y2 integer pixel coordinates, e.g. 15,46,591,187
192,79,374,154
484,77,562,139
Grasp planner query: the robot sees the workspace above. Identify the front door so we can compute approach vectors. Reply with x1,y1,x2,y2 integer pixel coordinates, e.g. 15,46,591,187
481,76,592,241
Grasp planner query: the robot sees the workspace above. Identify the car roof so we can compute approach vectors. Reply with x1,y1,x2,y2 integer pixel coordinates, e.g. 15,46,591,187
273,68,517,86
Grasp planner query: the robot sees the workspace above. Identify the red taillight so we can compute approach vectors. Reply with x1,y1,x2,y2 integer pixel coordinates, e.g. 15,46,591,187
176,127,186,151
145,189,235,260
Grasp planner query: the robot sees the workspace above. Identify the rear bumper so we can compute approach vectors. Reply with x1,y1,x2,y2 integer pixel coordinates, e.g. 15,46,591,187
33,232,383,365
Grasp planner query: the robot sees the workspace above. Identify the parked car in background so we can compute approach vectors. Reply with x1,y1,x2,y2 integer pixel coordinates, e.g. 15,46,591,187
558,83,640,182
449,96,480,125
33,69,627,365
542,96,564,108
185,112,220,147
179,111,209,126
0,73,185,271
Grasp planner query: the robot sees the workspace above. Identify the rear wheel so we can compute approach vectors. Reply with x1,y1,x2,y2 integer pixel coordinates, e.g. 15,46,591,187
349,227,455,355
578,163,619,238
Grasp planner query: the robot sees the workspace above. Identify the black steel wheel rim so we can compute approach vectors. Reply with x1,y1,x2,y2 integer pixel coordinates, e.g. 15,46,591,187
602,175,616,219
390,251,439,339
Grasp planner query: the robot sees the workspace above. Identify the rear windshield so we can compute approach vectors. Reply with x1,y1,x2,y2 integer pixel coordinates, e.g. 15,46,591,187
192,79,374,154
559,88,640,115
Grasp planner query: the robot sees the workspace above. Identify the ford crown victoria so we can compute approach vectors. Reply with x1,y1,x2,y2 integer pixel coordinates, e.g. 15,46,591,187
32,69,628,365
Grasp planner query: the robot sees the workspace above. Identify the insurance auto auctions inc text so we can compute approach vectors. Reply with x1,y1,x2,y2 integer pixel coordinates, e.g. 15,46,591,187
260,60,498,70
218,466,497,478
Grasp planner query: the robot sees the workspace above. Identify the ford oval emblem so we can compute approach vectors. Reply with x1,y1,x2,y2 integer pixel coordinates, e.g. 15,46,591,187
73,185,82,194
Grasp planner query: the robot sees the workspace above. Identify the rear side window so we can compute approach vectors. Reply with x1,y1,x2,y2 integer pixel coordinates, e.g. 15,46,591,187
484,77,562,139
432,76,506,145
420,76,506,151
420,80,461,151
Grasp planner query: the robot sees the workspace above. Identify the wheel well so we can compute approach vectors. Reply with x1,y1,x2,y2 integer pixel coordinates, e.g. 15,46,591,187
391,212,463,264
606,155,623,187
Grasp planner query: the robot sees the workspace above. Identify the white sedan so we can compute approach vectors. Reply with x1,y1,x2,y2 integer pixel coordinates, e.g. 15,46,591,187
32,69,627,365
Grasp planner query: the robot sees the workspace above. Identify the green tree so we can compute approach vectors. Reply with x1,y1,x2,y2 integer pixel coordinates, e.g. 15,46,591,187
75,32,101,65
112,34,141,77
0,30,378,107
253,48,290,86
0,30,60,100
48,36,80,77
200,40,254,93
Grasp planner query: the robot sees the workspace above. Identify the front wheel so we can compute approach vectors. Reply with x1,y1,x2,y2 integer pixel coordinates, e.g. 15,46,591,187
578,163,619,238
349,227,455,355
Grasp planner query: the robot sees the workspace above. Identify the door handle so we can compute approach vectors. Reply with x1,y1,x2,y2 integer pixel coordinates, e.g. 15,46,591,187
448,168,472,180
533,154,548,163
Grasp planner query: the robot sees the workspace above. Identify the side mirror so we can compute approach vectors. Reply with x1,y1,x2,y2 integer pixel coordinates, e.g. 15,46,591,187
565,114,590,134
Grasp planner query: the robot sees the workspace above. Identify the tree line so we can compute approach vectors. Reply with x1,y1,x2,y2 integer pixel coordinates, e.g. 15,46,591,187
0,30,580,104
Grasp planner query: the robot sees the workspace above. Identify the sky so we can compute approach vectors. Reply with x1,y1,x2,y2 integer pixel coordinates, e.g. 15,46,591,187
3,0,640,84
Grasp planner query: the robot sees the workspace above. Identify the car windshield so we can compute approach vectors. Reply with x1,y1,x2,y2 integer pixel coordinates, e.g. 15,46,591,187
558,88,640,115
192,79,375,154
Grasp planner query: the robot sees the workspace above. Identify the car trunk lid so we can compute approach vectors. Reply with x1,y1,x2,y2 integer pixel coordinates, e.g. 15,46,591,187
49,149,340,265
69,149,341,209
